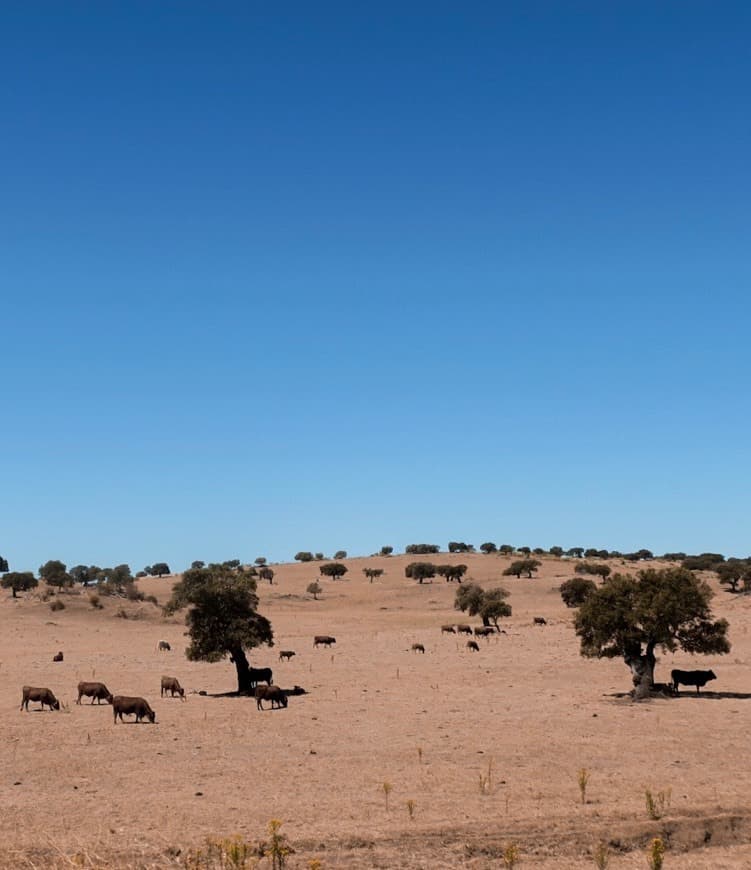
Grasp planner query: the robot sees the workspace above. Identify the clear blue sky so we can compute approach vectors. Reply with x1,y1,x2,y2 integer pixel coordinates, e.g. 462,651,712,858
3,2,750,573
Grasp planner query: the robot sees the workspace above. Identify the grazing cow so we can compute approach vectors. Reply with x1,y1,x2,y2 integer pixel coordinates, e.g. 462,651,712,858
52,651,64,662
77,681,114,705
157,640,171,652
441,624,456,634
279,650,296,661
112,695,156,723
466,640,480,652
671,669,717,694
255,685,288,710
474,627,495,637
248,666,273,688
457,624,472,635
160,676,185,699
314,635,336,647
20,686,60,711
533,617,547,626
411,643,425,654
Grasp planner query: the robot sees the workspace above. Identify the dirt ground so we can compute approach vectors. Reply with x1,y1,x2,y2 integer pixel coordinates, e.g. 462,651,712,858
2,553,750,868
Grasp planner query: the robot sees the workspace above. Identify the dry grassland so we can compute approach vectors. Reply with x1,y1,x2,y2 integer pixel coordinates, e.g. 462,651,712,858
2,554,751,868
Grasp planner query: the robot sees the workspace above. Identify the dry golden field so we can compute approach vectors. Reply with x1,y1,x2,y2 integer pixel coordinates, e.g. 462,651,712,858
2,553,751,868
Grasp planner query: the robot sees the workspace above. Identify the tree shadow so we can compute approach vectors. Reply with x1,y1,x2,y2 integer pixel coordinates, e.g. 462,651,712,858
201,685,309,699
675,691,751,700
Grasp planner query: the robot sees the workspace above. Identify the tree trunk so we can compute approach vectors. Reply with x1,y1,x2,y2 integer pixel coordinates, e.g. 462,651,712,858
230,648,254,694
625,642,656,689
11,586,17,598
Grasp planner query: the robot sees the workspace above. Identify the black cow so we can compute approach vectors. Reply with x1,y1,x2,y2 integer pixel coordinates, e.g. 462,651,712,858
249,667,272,688
466,640,480,652
314,635,336,647
533,617,547,626
411,643,425,654
157,640,171,652
255,685,288,710
671,669,717,695
113,695,156,723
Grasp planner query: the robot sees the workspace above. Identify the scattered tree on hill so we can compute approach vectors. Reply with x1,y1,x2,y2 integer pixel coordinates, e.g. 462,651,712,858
295,552,314,563
149,562,171,577
623,550,654,562
717,561,748,593
0,556,8,573
163,564,273,694
254,557,267,566
191,560,206,570
258,567,274,584
499,544,514,555
566,547,584,558
136,570,148,578
363,568,384,582
549,546,564,557
559,577,597,608
40,560,72,592
307,581,322,600
574,567,730,690
575,562,611,581
1,571,37,598
448,542,473,553
479,542,497,554
221,559,241,570
584,548,602,559
517,546,531,555
333,550,347,560
503,559,541,579
405,562,436,584
436,564,467,583
406,544,440,555
661,552,686,562
69,565,91,585
379,546,393,556
454,583,512,629
314,552,324,561
319,562,348,580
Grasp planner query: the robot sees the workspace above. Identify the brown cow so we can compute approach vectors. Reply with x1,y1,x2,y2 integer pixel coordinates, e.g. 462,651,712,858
255,685,288,710
314,635,336,647
411,643,426,654
160,676,185,699
157,640,171,652
21,686,60,711
441,624,456,634
474,627,494,637
77,681,114,705
457,625,472,635
113,695,156,723
466,640,480,652
533,617,547,626
52,651,64,662
279,650,296,661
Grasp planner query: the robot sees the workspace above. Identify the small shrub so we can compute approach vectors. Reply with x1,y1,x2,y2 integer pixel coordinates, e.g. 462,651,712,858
116,608,130,619
592,841,609,869
502,842,520,868
406,799,415,820
49,599,66,612
145,594,159,606
88,593,103,609
124,582,145,601
578,767,590,804
478,759,493,795
264,819,292,870
644,787,671,820
183,834,259,869
381,781,392,810
647,837,665,870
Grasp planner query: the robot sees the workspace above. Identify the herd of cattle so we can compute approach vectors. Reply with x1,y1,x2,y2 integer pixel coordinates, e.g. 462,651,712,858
18,626,720,719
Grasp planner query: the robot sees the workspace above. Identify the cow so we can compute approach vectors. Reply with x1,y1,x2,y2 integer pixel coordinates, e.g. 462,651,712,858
255,685,288,710
20,686,60,711
160,676,185,699
457,625,472,635
671,669,717,695
77,681,114,705
112,696,156,723
249,667,272,688
474,627,495,637
314,635,336,647
441,625,456,634
411,643,425,654
533,617,547,626
279,650,296,661
52,651,64,662
157,640,171,652
466,640,480,652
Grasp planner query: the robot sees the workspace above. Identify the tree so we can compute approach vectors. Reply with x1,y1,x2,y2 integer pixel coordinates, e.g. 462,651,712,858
295,552,314,562
499,544,514,555
333,550,347,560
255,557,267,566
1,571,37,598
517,546,531,555
314,552,324,561
69,565,91,585
661,552,686,562
454,583,512,628
503,559,541,579
191,560,206,570
717,561,748,593
405,544,440,555
151,562,171,577
448,542,473,553
319,562,348,580
559,577,597,608
574,567,730,689
379,546,393,556
566,547,584,558
405,562,436,584
584,548,600,559
40,560,71,591
164,565,273,694
549,546,564,558
479,542,497,554
682,553,725,572
259,567,274,584
222,559,241,570
436,564,467,583
363,567,384,582
307,581,322,600
575,562,611,581
0,556,8,573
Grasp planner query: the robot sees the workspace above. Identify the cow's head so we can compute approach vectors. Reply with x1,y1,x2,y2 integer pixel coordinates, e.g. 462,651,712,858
708,670,717,680
51,698,61,711
147,709,156,723
105,693,114,704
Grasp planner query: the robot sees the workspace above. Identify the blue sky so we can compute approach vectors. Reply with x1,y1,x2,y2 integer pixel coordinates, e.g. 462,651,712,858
2,3,750,573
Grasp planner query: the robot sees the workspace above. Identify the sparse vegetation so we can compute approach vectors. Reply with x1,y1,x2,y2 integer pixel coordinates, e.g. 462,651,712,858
49,598,66,612
644,787,671,820
578,767,590,804
560,577,597,608
381,781,392,810
405,544,440,554
592,842,609,869
307,581,322,600
264,819,292,870
405,562,436,584
319,562,348,580
455,583,511,629
575,562,611,580
502,842,520,868
406,798,415,819
647,837,666,870
363,568,384,582
1,571,38,598
88,592,103,609
503,559,541,578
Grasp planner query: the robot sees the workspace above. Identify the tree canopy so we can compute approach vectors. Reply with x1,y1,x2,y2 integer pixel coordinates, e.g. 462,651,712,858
40,560,72,591
319,562,348,580
363,567,384,582
454,583,512,628
1,571,37,598
503,559,541,578
436,564,467,583
0,556,8,573
574,567,730,688
295,551,314,562
405,544,440,555
559,577,597,608
575,561,611,580
405,562,436,584
164,564,273,694
479,542,497,554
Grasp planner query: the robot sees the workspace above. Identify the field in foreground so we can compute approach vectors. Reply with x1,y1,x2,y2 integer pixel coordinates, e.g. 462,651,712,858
2,553,751,868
